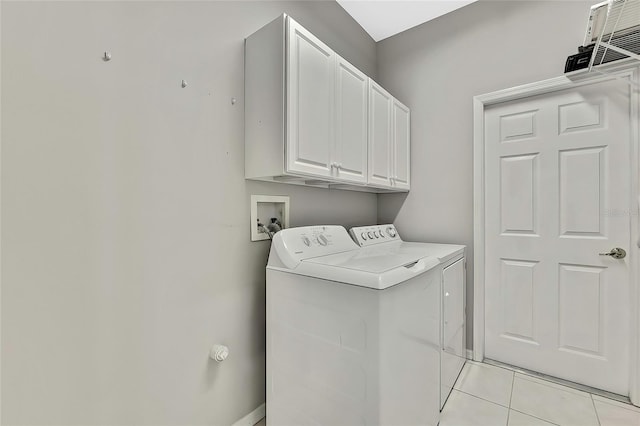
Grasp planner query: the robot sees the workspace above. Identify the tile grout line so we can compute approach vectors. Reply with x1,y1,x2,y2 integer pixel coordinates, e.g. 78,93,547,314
506,371,515,425
485,359,628,403
508,371,515,407
508,374,565,426
453,388,511,409
508,408,561,426
594,394,640,414
470,359,518,375
591,393,602,426
514,372,593,399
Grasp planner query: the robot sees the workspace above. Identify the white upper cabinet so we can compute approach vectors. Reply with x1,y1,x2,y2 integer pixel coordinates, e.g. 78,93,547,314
368,81,410,190
368,80,393,187
335,56,368,184
392,99,411,190
245,14,409,192
286,18,335,178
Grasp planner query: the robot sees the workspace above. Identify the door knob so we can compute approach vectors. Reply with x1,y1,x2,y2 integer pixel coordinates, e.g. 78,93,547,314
599,247,627,259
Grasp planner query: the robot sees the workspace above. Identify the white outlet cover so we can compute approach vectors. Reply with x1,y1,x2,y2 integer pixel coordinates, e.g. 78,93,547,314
250,195,290,242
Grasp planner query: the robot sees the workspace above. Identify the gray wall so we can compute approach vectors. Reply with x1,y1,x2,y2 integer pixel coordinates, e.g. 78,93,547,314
0,2,377,425
376,0,595,349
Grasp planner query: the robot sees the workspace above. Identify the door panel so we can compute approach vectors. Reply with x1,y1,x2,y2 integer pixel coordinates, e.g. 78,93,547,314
392,100,410,190
286,19,334,178
559,147,606,236
558,264,604,355
500,154,538,234
500,259,537,343
484,78,631,395
335,57,367,184
368,81,392,187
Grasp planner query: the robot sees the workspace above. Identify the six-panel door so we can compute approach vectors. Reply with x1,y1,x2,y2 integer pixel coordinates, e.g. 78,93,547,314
484,77,631,395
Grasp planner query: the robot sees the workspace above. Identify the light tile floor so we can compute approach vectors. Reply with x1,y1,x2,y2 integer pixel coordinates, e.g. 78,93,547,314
443,361,640,426
255,360,640,426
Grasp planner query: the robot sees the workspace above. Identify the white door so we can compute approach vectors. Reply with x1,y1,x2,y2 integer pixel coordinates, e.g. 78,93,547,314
484,78,632,395
392,99,410,190
368,80,393,188
286,18,334,178
335,56,368,184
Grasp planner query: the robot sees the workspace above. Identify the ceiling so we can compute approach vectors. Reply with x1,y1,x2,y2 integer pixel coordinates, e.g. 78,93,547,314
336,0,478,42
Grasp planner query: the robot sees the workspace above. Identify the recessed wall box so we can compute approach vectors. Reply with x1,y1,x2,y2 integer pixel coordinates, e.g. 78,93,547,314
250,195,290,242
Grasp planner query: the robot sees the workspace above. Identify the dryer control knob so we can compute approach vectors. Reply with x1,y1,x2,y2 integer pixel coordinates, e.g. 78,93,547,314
361,232,367,240
386,226,397,238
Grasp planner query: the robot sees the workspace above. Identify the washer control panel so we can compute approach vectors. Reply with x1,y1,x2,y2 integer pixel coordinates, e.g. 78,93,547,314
349,224,400,247
272,225,359,267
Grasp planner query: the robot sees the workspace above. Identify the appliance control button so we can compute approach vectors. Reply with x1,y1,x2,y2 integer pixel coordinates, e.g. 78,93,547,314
361,232,367,240
379,229,385,237
367,232,373,239
302,236,311,246
317,234,328,246
386,226,397,238
374,231,379,238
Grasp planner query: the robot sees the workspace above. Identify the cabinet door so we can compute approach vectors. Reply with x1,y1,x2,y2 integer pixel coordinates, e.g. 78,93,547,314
335,56,368,184
368,80,393,187
441,259,466,409
392,100,410,190
286,18,335,178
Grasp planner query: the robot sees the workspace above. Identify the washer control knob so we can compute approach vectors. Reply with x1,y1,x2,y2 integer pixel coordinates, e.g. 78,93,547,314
361,232,367,240
379,229,385,238
302,236,311,246
367,232,374,239
374,231,379,238
386,226,397,238
317,234,328,246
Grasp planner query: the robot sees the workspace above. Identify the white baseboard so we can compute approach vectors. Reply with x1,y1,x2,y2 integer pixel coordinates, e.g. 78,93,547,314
233,403,266,426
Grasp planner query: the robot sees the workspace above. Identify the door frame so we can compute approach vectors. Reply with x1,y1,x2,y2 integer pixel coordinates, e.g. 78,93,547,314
473,61,640,403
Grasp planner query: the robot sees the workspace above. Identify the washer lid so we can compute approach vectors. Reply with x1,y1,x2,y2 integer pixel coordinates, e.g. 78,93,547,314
304,245,426,274
266,225,442,289
299,254,440,289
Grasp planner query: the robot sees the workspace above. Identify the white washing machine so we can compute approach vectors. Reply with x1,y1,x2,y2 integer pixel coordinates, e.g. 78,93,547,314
266,225,441,425
349,224,467,410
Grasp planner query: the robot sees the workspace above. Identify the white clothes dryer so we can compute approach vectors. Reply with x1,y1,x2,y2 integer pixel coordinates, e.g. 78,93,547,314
349,224,467,410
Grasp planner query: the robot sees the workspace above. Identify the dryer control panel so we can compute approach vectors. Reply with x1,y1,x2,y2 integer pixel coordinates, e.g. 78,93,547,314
349,224,401,247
